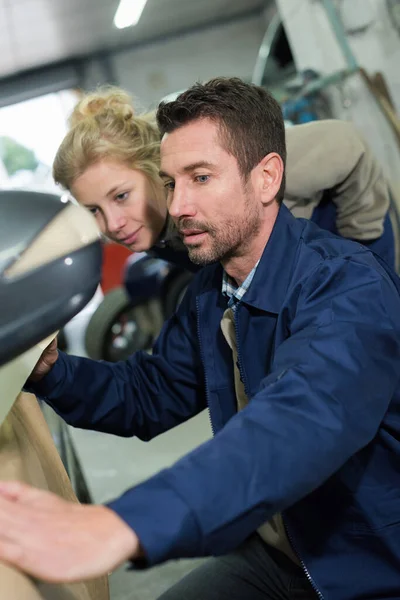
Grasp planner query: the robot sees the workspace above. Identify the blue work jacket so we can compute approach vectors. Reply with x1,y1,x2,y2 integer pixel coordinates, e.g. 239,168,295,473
31,205,400,599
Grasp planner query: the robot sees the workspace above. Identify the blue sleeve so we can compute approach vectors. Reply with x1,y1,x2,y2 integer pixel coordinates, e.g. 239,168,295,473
26,287,206,441
107,259,400,564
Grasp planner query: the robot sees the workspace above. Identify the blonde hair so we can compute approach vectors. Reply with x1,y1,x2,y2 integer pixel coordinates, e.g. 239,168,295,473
53,87,161,190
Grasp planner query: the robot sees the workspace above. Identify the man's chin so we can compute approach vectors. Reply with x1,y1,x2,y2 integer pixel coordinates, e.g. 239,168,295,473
187,246,219,266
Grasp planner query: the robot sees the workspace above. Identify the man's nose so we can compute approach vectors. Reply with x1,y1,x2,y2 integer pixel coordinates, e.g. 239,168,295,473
168,184,196,219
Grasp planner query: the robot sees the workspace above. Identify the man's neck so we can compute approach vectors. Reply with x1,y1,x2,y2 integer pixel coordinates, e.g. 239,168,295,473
222,204,279,286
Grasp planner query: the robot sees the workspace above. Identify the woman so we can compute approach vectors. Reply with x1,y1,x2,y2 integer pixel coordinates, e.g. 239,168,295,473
53,87,395,269
54,89,171,254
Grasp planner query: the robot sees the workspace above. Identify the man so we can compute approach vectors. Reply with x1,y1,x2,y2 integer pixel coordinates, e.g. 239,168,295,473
153,118,395,270
0,77,400,599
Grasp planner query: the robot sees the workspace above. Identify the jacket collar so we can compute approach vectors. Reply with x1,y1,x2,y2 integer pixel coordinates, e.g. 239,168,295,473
238,204,306,314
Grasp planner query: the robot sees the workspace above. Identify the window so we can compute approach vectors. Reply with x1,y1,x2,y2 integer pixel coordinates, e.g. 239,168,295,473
0,90,78,194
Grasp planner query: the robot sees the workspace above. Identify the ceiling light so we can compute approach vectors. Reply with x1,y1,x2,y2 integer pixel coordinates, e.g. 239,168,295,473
114,0,148,29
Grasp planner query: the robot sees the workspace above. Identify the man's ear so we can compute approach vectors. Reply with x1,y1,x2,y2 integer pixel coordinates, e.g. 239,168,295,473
257,152,284,205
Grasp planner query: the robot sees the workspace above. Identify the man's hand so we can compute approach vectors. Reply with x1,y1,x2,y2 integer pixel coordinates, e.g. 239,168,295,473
29,338,59,382
0,481,140,582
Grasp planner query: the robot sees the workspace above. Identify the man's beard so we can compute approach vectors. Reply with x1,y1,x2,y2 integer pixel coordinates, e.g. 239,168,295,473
176,204,263,266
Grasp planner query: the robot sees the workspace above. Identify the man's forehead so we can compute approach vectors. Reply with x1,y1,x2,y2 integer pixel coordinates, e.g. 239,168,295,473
160,119,225,171
161,118,218,147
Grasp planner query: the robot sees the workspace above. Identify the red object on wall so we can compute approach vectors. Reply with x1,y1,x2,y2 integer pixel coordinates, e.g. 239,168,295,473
101,242,132,294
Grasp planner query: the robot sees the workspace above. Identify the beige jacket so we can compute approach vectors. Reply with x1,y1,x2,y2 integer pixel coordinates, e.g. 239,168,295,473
284,119,390,240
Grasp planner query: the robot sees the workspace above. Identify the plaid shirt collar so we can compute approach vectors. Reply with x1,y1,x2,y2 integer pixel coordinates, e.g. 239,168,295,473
222,261,260,308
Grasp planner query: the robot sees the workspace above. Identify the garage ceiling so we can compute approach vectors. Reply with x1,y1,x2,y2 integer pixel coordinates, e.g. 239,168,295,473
0,0,267,79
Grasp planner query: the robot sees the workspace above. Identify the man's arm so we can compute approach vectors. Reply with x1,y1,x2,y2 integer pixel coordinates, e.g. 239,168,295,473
2,256,399,581
26,286,206,441
285,120,390,240
106,257,400,565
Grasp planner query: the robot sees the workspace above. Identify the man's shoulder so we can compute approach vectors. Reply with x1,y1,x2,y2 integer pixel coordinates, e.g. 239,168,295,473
297,219,399,292
300,218,372,262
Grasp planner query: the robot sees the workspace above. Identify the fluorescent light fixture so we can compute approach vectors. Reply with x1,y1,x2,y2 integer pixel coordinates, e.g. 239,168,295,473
114,0,148,29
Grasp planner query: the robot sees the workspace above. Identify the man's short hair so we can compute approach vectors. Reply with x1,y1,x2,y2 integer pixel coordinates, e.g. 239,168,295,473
157,77,286,202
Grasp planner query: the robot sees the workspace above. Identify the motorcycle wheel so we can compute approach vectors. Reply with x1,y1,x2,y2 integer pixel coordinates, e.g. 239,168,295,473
85,287,163,361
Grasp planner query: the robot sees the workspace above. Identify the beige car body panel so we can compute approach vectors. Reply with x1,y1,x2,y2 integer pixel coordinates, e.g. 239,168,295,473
0,201,109,599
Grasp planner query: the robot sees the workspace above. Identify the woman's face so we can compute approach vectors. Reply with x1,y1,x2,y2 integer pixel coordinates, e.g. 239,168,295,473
71,160,167,252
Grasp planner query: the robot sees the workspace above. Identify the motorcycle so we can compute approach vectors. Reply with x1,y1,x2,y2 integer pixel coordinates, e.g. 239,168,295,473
84,252,193,361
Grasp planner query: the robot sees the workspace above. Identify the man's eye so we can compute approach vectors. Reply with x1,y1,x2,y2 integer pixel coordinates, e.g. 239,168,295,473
164,181,175,190
88,207,98,216
196,175,209,183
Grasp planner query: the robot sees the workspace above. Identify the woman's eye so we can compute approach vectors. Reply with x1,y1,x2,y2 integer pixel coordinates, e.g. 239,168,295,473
116,192,129,202
196,175,209,183
88,207,98,216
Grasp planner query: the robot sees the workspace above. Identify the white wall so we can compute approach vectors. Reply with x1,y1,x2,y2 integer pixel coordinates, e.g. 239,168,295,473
276,0,400,199
111,15,266,109
340,0,400,114
276,0,400,111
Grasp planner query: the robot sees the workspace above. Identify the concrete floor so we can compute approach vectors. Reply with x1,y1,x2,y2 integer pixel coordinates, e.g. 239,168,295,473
109,558,206,600
67,410,212,600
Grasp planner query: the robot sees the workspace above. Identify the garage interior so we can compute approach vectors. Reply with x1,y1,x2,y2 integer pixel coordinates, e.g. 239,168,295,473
1,1,400,599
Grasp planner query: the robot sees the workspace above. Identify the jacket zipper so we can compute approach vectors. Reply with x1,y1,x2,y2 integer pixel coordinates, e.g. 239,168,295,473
284,517,323,599
233,305,251,398
196,297,215,436
234,306,323,599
